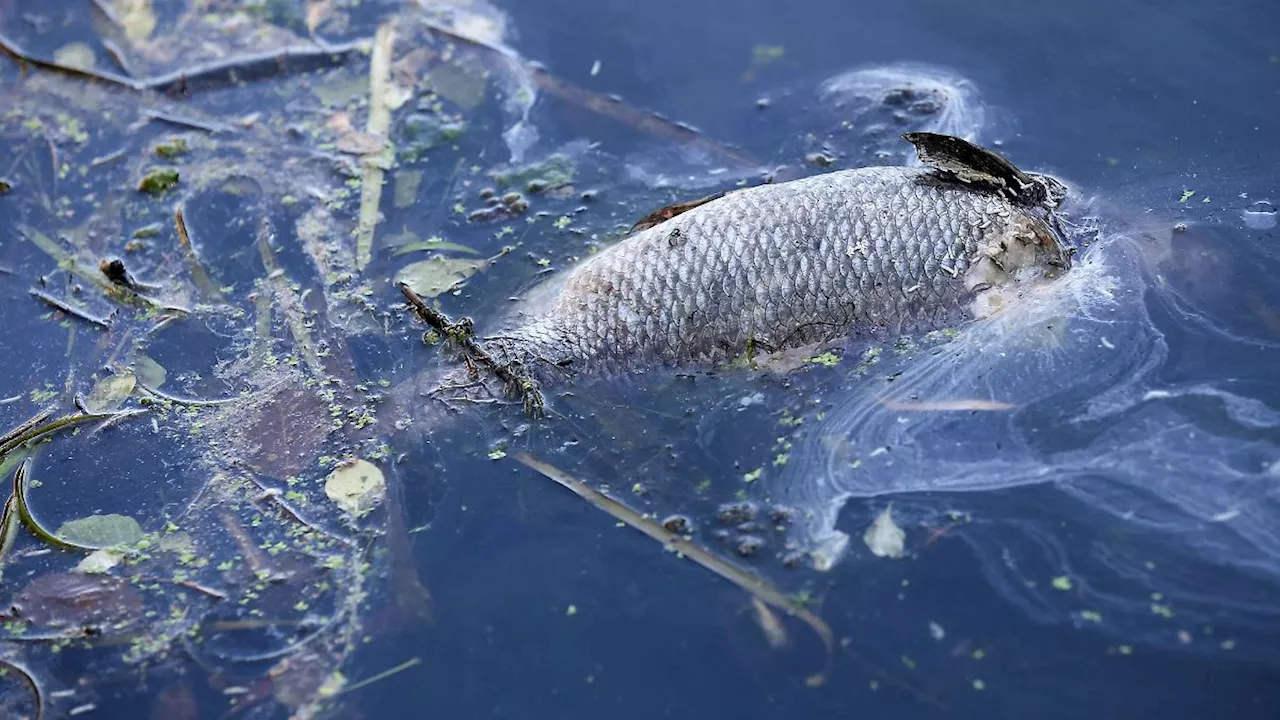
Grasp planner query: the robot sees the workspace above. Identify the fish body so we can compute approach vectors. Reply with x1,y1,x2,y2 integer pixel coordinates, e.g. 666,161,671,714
483,134,1071,381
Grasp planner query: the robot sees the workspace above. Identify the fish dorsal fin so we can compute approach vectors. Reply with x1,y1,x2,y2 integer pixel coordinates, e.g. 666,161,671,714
630,190,728,232
903,132,1041,204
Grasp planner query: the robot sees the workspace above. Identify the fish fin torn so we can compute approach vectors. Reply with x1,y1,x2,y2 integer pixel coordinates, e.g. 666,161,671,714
902,132,1044,205
629,190,728,232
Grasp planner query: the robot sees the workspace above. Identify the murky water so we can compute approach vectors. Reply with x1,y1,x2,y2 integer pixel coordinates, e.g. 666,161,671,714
1,0,1277,718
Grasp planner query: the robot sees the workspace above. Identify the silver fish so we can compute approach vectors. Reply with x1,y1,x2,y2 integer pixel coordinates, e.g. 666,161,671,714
476,133,1071,382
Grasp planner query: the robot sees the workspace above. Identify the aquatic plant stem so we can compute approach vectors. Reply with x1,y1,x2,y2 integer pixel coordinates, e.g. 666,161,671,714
398,283,546,417
0,30,370,96
0,658,45,720
355,23,396,271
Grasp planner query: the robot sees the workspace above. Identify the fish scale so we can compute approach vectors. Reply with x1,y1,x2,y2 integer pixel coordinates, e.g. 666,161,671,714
483,160,1067,381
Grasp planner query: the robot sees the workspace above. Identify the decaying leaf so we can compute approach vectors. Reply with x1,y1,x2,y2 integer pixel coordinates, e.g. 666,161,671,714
394,170,424,208
138,168,180,195
323,459,386,516
57,513,146,548
337,131,387,156
394,256,488,298
84,372,137,412
109,0,158,42
426,61,488,110
329,111,387,155
75,547,126,574
863,504,906,559
53,43,97,71
134,355,166,388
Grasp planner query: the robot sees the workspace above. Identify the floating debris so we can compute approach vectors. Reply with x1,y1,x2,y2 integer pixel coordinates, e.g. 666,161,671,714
863,505,906,559
323,459,387,517
137,167,179,195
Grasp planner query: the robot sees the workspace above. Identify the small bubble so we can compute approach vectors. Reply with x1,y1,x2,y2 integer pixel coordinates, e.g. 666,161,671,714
1242,199,1276,230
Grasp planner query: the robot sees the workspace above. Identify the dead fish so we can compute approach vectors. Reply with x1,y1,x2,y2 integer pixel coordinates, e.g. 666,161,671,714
475,133,1071,382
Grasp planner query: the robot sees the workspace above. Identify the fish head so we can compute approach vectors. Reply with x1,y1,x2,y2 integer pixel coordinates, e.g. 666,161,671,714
1027,171,1069,210
964,205,1075,319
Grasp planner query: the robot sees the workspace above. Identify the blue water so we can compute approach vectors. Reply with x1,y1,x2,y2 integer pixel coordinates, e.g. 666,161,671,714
365,1,1280,718
1,0,1278,718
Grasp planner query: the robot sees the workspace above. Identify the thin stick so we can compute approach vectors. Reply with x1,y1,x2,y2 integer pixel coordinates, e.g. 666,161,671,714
137,382,243,407
0,408,138,458
142,109,235,134
133,575,229,601
29,288,113,329
418,18,758,169
0,30,369,96
173,204,223,301
0,408,55,451
0,493,18,563
243,474,356,549
339,656,422,695
398,283,545,417
514,452,834,686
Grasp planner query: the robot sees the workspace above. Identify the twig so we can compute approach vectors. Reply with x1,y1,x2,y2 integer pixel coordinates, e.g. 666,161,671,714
29,288,113,329
219,511,269,575
339,656,422,695
137,382,243,407
398,283,546,417
418,18,758,169
173,204,223,301
0,30,370,96
142,109,235,134
135,575,229,601
0,407,138,458
0,408,55,451
0,493,18,563
514,452,834,686
89,148,128,168
530,69,758,168
243,474,356,549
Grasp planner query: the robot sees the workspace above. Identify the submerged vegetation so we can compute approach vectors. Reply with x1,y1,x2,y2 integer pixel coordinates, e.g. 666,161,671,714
0,0,850,716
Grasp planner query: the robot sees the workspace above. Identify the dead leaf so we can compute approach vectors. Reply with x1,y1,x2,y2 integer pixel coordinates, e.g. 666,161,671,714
863,505,906,559
84,372,137,412
324,459,386,516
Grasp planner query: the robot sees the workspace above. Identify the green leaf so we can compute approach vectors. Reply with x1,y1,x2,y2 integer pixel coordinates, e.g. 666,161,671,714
56,514,145,548
394,257,488,298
